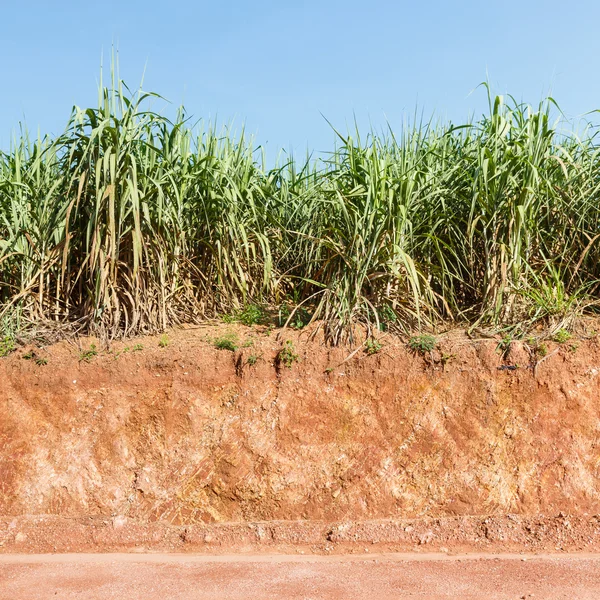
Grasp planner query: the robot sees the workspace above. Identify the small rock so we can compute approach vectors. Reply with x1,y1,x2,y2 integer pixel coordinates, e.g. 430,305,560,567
418,531,434,545
15,532,27,543
204,534,214,543
440,546,449,553
112,516,127,530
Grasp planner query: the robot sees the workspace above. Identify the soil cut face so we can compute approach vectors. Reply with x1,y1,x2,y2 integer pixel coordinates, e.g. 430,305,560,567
2,325,600,553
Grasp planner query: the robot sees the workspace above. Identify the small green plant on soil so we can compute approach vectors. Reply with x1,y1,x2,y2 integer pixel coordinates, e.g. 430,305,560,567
238,304,268,326
365,338,382,355
79,344,98,362
377,304,397,332
0,335,15,357
409,334,436,354
498,334,513,356
277,340,299,368
242,338,254,348
214,333,238,352
278,304,310,329
553,329,571,344
440,352,456,366
158,334,169,348
568,342,579,353
117,343,144,357
536,343,548,358
246,353,260,366
22,350,48,365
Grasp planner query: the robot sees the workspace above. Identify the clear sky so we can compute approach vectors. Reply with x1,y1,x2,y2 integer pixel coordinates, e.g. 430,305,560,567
2,0,600,158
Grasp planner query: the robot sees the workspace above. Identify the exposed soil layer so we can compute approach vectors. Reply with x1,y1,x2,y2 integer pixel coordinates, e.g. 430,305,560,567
2,325,600,553
1,514,600,554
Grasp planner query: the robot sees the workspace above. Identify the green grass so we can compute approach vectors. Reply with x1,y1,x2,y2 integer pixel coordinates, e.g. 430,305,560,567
246,353,260,366
408,335,436,354
0,336,15,357
3,63,600,344
553,329,572,344
214,333,238,351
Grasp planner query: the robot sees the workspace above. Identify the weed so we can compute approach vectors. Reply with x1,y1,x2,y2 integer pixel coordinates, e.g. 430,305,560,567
278,304,310,329
277,340,299,368
536,343,548,358
408,334,436,354
498,335,513,355
377,305,397,332
238,304,268,326
568,343,579,353
132,343,143,351
158,334,169,348
365,338,382,355
440,352,456,366
0,336,15,357
21,349,47,365
214,334,238,352
553,329,571,344
246,354,259,366
79,344,98,362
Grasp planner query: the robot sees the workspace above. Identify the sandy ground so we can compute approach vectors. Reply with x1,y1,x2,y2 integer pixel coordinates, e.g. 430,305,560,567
2,553,600,599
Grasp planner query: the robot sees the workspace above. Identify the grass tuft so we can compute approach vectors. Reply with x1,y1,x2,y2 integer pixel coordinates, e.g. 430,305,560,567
408,335,436,354
214,334,238,352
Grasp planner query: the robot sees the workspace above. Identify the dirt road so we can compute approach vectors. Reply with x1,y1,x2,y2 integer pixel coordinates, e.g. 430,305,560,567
1,553,600,599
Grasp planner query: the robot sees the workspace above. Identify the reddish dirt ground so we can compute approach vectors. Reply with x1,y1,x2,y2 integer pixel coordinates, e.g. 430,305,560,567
3,325,600,593
2,553,600,599
3,324,600,529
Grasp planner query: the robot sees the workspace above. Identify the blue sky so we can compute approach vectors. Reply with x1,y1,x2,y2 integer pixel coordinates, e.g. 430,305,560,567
2,0,599,158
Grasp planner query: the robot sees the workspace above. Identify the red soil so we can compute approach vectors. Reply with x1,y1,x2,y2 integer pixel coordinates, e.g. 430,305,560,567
3,553,600,600
2,324,600,554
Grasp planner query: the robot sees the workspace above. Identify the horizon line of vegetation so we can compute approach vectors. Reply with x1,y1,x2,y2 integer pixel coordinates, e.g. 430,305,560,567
2,66,600,345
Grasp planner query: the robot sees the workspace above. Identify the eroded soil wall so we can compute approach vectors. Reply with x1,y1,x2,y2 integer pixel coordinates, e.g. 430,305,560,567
2,327,600,526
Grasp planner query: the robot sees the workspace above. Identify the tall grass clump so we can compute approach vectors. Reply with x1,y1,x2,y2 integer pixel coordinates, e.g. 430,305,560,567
2,71,600,343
